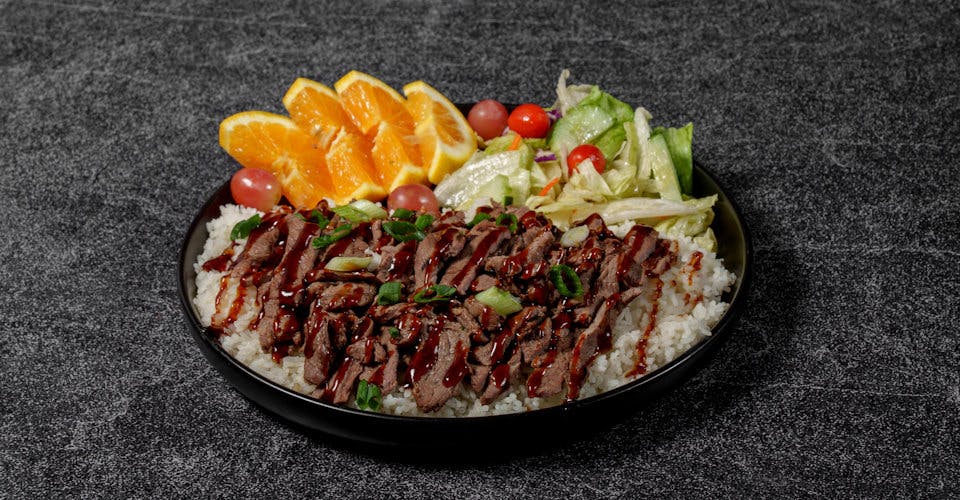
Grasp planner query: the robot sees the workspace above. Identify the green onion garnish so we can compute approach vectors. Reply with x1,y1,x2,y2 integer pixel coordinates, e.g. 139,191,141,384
391,208,416,221
331,205,372,223
387,326,400,339
549,264,584,298
310,209,329,227
503,195,514,206
312,224,352,249
414,214,434,231
355,379,382,411
325,256,372,272
475,286,523,316
382,221,426,242
376,281,402,305
413,284,457,304
230,214,262,240
466,212,492,228
496,213,518,232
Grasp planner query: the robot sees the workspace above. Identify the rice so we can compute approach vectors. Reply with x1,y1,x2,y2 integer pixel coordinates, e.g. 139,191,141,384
193,204,736,417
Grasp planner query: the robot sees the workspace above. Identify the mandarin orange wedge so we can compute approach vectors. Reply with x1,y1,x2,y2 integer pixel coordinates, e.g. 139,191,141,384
282,77,358,150
335,71,416,136
370,122,426,191
219,111,336,209
325,130,387,203
402,81,477,184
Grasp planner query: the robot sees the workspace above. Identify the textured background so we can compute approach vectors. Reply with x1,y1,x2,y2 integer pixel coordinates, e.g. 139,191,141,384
1,0,958,497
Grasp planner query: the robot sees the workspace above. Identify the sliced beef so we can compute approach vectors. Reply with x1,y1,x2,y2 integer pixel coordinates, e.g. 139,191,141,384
411,316,471,412
464,296,501,332
520,317,553,363
572,239,620,325
414,227,466,289
376,240,416,284
257,214,320,349
470,274,499,292
473,306,544,366
527,349,572,398
440,224,509,294
346,337,386,364
313,357,363,404
617,225,658,286
567,296,620,400
302,307,334,385
480,347,522,404
643,239,678,276
366,303,418,323
316,282,376,311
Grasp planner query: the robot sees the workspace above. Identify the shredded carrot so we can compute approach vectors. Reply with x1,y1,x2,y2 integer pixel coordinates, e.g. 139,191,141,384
537,177,561,197
507,133,523,151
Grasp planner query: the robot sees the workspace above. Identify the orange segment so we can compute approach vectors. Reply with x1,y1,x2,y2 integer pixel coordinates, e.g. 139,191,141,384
335,71,415,136
218,111,336,209
326,130,387,203
370,122,426,191
402,81,478,184
282,78,358,149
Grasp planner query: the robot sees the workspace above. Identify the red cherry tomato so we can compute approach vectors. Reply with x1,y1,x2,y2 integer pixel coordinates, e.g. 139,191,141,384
566,144,606,176
467,100,509,140
507,103,550,139
388,184,440,215
231,167,282,211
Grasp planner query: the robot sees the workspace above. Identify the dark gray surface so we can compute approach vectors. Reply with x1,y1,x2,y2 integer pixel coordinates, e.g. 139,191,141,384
1,0,958,497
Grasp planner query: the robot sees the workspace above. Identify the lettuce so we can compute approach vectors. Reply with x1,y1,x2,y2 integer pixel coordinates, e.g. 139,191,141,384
651,123,693,195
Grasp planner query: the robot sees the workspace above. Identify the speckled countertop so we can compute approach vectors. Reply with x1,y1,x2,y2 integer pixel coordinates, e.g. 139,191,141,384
1,1,957,497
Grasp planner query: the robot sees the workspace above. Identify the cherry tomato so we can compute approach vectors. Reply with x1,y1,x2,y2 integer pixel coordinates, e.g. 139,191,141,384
231,167,282,211
467,100,509,141
507,103,550,139
388,184,440,215
566,144,606,176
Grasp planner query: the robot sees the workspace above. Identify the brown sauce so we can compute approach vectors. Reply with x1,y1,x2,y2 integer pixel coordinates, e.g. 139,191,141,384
626,278,664,377
442,341,469,388
526,349,557,397
408,315,445,383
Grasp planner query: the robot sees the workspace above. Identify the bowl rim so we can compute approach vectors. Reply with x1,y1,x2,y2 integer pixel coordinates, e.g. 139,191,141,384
177,160,752,423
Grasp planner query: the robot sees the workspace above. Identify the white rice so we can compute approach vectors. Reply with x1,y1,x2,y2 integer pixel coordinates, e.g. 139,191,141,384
193,204,736,417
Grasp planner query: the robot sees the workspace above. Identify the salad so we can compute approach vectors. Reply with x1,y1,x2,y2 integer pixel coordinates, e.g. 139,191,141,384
437,70,717,251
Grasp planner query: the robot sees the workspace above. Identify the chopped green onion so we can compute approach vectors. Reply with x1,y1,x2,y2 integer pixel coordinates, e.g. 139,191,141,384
382,221,426,242
348,199,388,220
496,213,518,232
310,209,329,227
376,281,402,305
391,208,416,221
466,212,492,228
413,284,458,303
295,213,306,221
331,205,372,223
414,214,434,231
230,214,262,240
475,286,523,316
325,256,372,272
549,264,584,298
560,226,589,247
387,326,400,339
355,379,382,411
312,224,352,249
503,195,514,206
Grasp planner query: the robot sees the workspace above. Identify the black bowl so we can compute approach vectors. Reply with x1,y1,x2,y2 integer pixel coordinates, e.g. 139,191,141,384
178,162,751,452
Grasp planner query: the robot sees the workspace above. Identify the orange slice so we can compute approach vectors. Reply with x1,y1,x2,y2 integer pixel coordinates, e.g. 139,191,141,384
282,77,358,150
335,71,415,136
402,80,478,184
325,130,387,203
218,111,335,209
370,122,426,191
